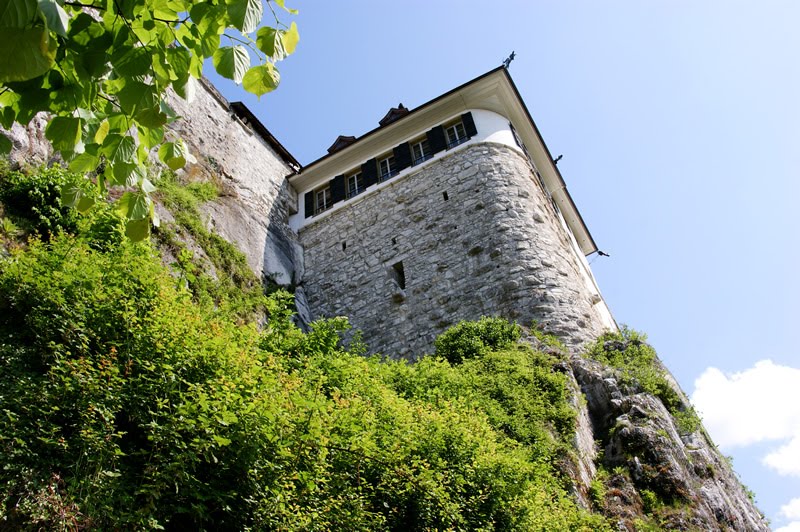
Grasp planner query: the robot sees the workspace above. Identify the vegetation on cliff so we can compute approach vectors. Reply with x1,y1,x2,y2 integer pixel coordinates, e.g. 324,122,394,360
0,165,611,530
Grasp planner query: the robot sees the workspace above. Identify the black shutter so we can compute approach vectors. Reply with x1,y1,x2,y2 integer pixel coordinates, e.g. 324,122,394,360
461,112,477,137
393,142,412,170
330,174,346,203
427,125,446,154
304,190,315,218
361,158,378,187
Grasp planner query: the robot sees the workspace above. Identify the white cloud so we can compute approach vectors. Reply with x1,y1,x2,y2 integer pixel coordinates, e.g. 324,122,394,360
782,498,800,520
692,361,800,531
775,498,800,531
691,360,800,449
765,436,800,477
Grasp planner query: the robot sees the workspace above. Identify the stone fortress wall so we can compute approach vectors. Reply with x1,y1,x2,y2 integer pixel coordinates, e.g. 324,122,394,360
298,111,616,357
2,77,616,356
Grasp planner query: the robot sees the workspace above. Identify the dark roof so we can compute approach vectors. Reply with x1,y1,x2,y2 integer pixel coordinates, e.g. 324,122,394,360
379,104,409,126
228,101,301,171
327,135,357,154
302,66,506,172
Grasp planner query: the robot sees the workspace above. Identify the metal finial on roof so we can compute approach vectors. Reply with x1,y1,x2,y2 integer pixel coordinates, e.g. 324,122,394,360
502,51,516,69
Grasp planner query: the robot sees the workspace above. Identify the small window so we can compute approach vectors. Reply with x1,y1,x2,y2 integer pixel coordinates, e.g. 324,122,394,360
347,171,363,198
390,261,406,290
379,156,397,182
446,122,468,148
315,185,332,215
411,139,432,165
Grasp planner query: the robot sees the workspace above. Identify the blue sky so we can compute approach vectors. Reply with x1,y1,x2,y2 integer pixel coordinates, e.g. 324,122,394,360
206,1,800,526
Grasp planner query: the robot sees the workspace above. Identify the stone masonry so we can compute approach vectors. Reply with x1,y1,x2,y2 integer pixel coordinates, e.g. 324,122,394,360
300,143,613,358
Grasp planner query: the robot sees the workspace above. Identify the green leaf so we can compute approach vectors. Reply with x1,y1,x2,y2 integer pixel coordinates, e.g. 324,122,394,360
68,152,99,173
0,27,57,82
0,134,11,155
282,21,299,55
242,64,279,98
125,217,150,241
166,47,191,81
117,191,150,220
141,177,156,194
139,126,163,150
173,75,196,103
158,140,187,170
226,0,263,34
213,435,232,446
38,0,69,37
45,116,82,153
102,134,136,165
255,26,284,60
94,120,110,144
112,46,151,77
135,107,167,129
272,0,298,15
0,105,16,129
116,81,157,116
212,46,249,84
61,177,95,213
0,0,37,28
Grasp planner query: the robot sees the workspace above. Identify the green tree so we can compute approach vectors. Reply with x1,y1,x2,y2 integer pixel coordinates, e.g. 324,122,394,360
0,0,299,239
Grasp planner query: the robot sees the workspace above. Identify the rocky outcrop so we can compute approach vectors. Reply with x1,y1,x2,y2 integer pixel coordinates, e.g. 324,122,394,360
571,355,768,530
2,114,54,168
1,81,303,292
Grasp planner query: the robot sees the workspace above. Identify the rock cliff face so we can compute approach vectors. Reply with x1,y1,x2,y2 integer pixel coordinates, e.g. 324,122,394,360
571,352,767,530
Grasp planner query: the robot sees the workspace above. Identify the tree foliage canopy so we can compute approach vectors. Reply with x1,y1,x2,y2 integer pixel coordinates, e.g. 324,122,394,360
0,0,298,239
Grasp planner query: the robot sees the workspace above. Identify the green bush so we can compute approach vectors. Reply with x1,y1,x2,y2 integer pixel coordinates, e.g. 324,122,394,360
434,316,521,364
0,165,81,239
0,236,610,530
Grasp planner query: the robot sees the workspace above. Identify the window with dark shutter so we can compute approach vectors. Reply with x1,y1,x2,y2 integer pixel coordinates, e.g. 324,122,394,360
304,191,314,218
378,156,397,182
461,112,477,137
361,158,378,188
446,122,468,148
346,172,363,198
412,138,432,165
427,125,447,154
393,142,412,171
330,175,346,204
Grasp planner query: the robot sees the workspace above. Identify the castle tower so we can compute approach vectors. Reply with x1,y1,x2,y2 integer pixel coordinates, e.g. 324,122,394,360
290,67,616,357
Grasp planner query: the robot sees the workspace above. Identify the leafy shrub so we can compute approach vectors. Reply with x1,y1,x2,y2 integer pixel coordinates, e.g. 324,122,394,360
434,316,521,364
79,203,127,252
0,165,80,238
0,237,610,530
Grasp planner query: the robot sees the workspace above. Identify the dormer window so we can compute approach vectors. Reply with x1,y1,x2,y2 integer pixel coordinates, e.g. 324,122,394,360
446,121,468,148
315,185,332,215
411,138,432,165
379,156,397,182
347,171,363,198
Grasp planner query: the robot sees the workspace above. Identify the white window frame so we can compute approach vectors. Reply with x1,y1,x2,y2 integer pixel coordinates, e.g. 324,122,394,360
446,122,467,148
315,186,331,215
347,172,362,198
378,155,396,181
411,138,431,165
